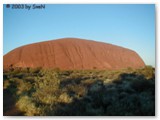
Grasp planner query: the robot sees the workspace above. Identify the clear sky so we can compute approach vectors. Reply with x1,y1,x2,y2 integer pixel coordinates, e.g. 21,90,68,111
3,4,155,67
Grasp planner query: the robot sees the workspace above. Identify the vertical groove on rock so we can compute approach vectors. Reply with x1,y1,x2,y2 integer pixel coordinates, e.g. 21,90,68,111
87,43,101,66
59,42,74,68
76,42,84,69
39,44,44,67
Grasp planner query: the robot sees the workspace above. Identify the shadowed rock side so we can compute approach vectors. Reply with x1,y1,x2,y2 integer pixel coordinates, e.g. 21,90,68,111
3,38,145,70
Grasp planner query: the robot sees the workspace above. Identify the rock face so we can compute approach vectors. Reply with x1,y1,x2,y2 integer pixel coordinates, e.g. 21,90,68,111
3,38,145,70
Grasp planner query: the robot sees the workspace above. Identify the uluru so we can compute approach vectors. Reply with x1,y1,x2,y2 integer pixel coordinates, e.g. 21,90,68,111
3,38,145,70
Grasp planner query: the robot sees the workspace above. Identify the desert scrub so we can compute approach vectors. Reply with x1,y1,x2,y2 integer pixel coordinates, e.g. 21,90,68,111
58,93,73,103
66,84,87,98
130,78,154,92
3,80,11,89
81,79,97,86
16,96,40,116
32,69,61,104
138,92,155,115
134,66,155,79
3,66,155,116
16,81,32,95
29,67,42,74
23,76,35,84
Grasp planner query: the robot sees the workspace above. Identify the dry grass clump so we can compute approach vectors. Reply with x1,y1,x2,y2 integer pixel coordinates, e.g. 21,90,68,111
16,96,40,116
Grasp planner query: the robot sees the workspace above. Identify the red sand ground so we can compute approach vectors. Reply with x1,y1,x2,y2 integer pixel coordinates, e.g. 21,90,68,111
3,38,145,70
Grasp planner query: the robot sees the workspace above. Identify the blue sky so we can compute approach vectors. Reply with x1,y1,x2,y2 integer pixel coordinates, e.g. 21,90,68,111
3,4,155,67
